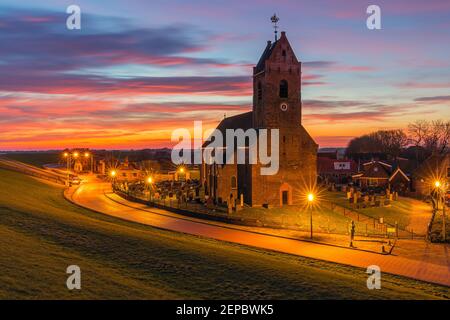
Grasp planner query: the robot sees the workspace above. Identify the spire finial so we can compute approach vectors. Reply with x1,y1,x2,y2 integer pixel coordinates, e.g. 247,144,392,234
270,14,280,41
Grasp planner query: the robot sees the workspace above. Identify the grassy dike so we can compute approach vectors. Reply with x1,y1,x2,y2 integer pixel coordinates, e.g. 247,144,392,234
0,168,448,299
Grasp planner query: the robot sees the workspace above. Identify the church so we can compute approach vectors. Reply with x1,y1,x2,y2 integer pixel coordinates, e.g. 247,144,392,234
200,29,317,207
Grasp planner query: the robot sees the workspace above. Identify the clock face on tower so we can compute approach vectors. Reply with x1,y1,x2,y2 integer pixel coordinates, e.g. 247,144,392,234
280,103,288,112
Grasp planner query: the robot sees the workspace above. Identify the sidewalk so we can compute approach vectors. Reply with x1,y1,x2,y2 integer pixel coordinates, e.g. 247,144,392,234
105,191,392,253
66,182,450,286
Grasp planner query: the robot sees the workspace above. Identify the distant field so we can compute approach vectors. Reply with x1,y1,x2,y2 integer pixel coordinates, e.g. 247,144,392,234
0,168,448,299
2,152,60,167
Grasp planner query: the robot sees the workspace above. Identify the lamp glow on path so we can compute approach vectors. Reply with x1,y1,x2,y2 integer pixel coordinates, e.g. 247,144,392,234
307,192,315,240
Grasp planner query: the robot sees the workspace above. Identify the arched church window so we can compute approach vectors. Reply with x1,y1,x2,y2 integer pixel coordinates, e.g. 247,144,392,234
257,82,262,101
279,80,288,98
231,176,237,189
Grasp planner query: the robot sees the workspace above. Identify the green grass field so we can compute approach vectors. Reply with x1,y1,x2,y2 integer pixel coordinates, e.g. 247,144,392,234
325,191,428,230
239,205,376,235
0,168,448,299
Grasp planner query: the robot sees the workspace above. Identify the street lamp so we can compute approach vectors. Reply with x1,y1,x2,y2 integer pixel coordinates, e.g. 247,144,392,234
434,180,441,188
83,152,94,173
146,176,153,202
178,166,186,182
63,149,93,185
433,180,446,241
110,170,117,190
307,192,315,239
63,151,71,186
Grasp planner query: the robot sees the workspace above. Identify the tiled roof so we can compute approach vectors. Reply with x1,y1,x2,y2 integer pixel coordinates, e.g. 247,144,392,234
202,111,253,148
354,160,391,179
255,40,277,73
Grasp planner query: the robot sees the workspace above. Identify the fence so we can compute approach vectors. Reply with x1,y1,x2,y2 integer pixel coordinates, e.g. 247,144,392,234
321,199,421,239
113,188,264,227
113,186,421,239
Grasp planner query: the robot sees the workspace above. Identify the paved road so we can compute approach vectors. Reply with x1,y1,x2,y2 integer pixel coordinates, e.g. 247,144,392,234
69,180,450,287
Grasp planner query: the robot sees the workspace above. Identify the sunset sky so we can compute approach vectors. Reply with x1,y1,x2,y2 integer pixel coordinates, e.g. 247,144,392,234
0,0,449,150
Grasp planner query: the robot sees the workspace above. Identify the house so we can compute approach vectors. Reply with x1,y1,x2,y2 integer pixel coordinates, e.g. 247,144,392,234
201,30,317,207
352,160,410,193
114,157,143,183
317,157,357,184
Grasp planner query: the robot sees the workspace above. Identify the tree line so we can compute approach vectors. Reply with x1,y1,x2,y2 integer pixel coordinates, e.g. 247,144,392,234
346,120,450,161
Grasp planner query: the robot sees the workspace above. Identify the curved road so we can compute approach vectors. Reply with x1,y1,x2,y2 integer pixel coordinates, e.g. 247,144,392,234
69,180,449,287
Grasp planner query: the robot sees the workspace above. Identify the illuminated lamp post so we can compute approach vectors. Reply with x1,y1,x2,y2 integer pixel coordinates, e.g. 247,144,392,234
178,166,186,182
84,152,94,173
63,151,70,186
110,170,117,190
307,192,315,239
434,180,446,242
147,176,154,202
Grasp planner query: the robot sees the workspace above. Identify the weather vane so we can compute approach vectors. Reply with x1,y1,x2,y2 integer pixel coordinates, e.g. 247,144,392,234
271,14,280,41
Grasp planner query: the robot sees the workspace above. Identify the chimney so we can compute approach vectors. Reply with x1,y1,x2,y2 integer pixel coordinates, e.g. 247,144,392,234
281,31,286,38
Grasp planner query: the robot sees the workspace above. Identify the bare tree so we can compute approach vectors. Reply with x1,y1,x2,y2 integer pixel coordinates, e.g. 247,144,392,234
408,120,430,148
434,120,450,154
369,130,408,158
408,120,449,155
346,129,407,159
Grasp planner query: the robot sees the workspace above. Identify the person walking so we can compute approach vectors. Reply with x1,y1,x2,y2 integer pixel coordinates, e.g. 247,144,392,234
349,220,356,247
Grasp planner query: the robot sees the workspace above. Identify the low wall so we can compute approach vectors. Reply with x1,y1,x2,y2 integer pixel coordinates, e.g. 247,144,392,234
113,190,417,239
114,190,262,227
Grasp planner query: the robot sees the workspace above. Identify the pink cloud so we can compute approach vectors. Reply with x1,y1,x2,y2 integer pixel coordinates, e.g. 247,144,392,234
396,81,450,89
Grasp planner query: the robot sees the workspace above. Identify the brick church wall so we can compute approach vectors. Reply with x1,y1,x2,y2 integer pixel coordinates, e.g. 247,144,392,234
201,30,318,207
216,163,238,204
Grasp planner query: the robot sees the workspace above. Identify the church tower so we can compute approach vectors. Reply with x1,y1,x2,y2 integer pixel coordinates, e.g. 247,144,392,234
252,31,302,129
249,24,317,207
201,18,317,207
